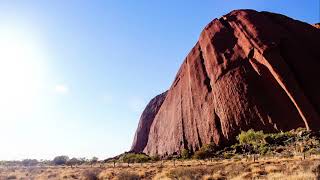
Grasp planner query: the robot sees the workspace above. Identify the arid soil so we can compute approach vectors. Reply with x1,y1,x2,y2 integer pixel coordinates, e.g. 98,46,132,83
1,156,320,180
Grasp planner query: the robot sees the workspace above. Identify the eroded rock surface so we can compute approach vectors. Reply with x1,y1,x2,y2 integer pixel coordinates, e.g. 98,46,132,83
132,10,320,156
131,91,167,153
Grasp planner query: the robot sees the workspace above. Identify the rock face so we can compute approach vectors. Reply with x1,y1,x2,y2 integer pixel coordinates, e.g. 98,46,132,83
131,9,320,156
314,23,320,29
131,91,167,153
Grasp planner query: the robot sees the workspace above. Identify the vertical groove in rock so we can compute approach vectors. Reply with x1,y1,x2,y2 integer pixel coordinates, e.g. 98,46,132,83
198,46,212,93
180,85,188,150
214,110,223,141
181,117,188,149
248,48,255,59
196,126,203,149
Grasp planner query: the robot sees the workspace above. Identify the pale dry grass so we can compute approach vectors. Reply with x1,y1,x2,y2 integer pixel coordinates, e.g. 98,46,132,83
203,173,226,180
265,165,282,174
266,172,316,180
0,156,319,179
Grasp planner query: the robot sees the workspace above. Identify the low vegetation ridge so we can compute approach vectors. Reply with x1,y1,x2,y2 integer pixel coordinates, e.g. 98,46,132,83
2,128,320,179
122,128,320,162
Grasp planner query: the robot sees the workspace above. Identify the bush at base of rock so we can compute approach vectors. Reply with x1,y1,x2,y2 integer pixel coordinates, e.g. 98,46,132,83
176,128,320,160
192,143,217,160
237,129,265,146
264,131,294,145
181,149,191,159
119,153,150,164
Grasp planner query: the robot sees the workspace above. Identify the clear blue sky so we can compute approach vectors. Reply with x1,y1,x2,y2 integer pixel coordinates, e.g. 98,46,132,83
0,0,318,160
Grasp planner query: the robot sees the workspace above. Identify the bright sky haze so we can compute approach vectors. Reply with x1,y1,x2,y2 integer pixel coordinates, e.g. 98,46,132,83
0,0,319,160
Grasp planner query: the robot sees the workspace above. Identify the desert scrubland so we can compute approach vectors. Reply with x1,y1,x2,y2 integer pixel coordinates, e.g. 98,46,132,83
1,156,320,180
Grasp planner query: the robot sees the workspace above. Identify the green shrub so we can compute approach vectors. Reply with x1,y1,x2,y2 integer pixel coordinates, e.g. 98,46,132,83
181,148,191,159
52,156,69,165
223,152,234,159
90,157,99,164
67,158,81,166
193,149,207,160
237,129,265,146
265,131,294,145
228,128,320,157
120,153,150,163
193,143,216,159
150,155,160,161
236,129,274,155
309,148,320,155
295,127,308,134
258,144,269,155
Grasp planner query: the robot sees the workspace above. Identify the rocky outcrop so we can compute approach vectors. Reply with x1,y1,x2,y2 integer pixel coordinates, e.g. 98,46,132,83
131,91,167,153
132,9,320,156
314,23,320,29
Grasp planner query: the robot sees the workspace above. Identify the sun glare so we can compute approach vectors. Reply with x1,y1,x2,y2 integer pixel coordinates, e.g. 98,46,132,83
0,26,45,122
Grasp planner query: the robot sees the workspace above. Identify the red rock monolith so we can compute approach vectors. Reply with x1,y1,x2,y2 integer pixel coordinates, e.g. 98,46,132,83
132,10,320,156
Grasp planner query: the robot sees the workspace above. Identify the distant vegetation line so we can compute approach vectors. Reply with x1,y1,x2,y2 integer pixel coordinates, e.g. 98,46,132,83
0,156,99,167
2,128,319,168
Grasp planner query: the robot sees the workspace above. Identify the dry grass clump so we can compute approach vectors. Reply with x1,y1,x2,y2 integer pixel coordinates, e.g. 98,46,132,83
203,173,226,180
231,172,252,180
167,166,214,179
82,168,102,180
7,175,17,179
98,170,114,179
251,166,267,177
114,171,140,180
266,172,316,180
311,163,320,177
152,170,170,180
230,157,320,180
265,165,282,174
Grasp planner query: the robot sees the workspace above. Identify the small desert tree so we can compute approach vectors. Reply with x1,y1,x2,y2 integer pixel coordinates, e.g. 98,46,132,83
181,148,191,159
90,157,99,164
237,129,266,159
22,159,38,166
120,153,150,166
53,156,69,165
237,129,265,146
67,158,81,167
193,143,217,159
